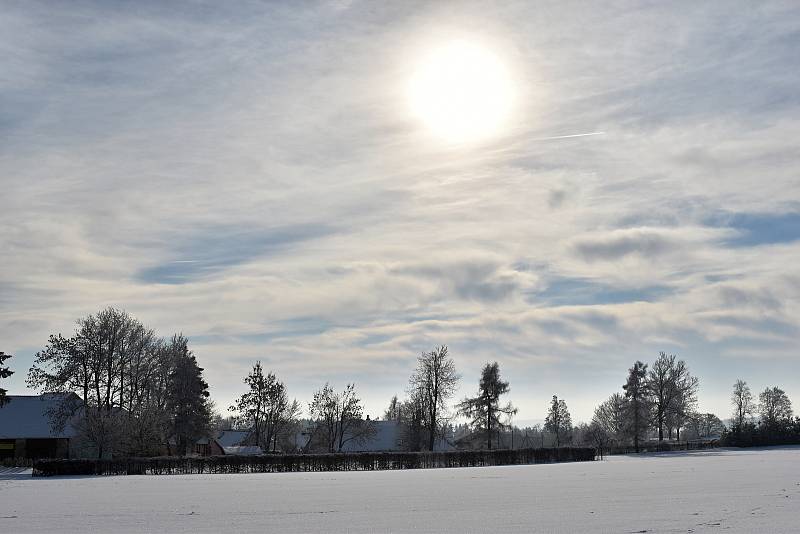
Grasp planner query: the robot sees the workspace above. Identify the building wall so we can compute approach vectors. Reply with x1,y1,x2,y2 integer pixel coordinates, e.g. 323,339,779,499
0,438,71,460
0,439,15,459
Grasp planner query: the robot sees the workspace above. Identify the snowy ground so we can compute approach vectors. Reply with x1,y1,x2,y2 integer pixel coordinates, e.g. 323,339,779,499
1,447,799,533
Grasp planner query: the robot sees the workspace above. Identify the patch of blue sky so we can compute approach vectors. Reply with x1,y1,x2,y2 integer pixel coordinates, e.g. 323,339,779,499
136,223,335,284
706,211,800,247
531,277,673,307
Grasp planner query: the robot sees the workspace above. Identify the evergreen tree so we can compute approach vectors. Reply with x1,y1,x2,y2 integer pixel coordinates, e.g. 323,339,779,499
165,335,212,456
623,361,649,452
0,351,13,408
457,362,517,450
544,395,572,447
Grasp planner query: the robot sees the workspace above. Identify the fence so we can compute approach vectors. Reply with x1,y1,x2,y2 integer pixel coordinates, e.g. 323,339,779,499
32,447,595,477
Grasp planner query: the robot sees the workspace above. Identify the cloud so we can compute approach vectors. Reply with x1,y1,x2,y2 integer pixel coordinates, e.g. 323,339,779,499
1,0,799,422
391,259,538,303
572,229,677,261
136,223,337,284
569,227,730,263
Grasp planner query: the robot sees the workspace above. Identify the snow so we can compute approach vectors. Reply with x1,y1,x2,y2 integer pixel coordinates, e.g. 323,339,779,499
1,447,799,533
221,445,262,456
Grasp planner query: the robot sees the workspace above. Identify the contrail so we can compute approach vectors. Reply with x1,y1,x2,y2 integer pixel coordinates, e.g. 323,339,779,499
533,131,606,141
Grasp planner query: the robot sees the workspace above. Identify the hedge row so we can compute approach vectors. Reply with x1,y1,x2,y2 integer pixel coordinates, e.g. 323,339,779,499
605,439,719,455
33,447,595,477
1,457,37,468
721,422,800,447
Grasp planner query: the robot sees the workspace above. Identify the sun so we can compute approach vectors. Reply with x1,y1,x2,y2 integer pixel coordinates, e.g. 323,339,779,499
408,40,514,144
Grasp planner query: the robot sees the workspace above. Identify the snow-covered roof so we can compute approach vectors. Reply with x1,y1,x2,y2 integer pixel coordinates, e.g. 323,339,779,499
340,420,454,452
0,394,79,439
215,430,250,448
341,420,401,452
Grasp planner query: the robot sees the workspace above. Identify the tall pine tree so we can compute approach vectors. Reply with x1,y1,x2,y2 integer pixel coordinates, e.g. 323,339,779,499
165,336,212,456
457,362,517,450
623,361,650,452
544,395,572,447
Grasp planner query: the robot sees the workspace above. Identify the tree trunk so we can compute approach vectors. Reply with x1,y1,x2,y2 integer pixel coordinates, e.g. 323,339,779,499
634,398,640,453
487,406,492,450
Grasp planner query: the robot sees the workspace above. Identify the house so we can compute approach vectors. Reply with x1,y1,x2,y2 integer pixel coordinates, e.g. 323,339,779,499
0,394,80,460
208,430,262,456
340,420,405,452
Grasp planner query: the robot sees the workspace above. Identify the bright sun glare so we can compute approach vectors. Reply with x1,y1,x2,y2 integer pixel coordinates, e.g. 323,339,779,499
408,40,514,144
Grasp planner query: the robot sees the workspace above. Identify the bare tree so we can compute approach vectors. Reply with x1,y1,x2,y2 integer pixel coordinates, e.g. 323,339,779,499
731,379,753,429
384,394,401,421
308,383,374,452
27,307,212,458
28,308,146,457
585,422,611,458
667,360,699,441
457,362,517,450
647,352,698,441
758,386,793,427
544,395,572,447
686,413,725,440
647,352,677,441
229,362,300,452
399,389,427,451
592,393,628,445
409,345,460,451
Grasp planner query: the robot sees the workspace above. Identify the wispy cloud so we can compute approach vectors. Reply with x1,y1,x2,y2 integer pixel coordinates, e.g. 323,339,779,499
1,0,799,420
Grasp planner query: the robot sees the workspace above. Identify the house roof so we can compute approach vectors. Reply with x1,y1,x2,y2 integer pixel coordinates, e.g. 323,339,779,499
215,430,250,448
340,420,454,452
0,394,80,439
341,420,401,452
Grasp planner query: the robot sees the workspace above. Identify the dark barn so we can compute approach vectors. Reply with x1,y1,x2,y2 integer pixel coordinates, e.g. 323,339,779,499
0,394,78,460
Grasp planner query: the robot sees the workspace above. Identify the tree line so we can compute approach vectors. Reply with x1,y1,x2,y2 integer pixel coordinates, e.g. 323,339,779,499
587,354,799,451
724,380,799,446
5,307,799,458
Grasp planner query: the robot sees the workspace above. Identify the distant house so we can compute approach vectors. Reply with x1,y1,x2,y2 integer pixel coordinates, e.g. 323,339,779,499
208,430,262,456
300,420,456,453
454,429,541,450
0,394,80,460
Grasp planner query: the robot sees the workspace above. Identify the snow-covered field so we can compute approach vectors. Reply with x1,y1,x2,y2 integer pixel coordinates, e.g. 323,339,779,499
1,447,798,533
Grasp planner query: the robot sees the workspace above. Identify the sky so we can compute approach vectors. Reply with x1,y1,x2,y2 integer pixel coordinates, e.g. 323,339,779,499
1,0,799,425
